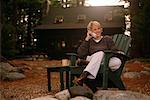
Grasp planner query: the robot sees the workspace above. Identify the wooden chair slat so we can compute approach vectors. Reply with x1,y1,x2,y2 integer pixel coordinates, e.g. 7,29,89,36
114,34,123,47
124,37,132,55
113,34,132,56
112,34,118,42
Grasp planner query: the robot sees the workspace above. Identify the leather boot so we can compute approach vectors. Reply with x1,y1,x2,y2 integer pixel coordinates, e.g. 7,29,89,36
74,71,90,86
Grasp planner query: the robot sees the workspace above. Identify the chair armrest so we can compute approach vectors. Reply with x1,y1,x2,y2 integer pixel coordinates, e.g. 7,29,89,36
103,50,129,61
66,53,89,66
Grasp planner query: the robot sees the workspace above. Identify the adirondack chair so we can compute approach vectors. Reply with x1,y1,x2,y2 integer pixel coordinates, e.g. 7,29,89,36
66,34,132,90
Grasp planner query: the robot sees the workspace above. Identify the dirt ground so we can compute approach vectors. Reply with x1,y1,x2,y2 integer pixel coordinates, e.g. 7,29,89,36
0,58,150,100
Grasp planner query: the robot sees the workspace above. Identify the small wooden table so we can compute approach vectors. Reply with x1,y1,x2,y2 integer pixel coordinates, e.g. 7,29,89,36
46,66,71,91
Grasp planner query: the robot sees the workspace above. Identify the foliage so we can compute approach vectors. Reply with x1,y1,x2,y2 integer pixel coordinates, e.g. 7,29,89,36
51,0,61,7
1,24,19,58
1,0,43,58
122,0,150,58
132,0,150,58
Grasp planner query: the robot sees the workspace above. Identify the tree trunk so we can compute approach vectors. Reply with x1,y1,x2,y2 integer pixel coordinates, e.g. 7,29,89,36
129,0,142,57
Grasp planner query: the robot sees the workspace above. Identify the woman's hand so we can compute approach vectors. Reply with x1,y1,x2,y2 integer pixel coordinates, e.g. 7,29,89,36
85,31,92,41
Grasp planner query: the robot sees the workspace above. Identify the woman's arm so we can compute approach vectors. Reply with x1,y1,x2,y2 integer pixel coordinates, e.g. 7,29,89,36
77,40,89,59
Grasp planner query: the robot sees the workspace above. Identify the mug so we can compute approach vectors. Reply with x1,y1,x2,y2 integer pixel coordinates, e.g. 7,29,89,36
62,59,69,66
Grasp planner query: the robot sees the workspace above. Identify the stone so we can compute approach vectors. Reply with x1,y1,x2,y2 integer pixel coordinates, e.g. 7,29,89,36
0,62,16,72
123,72,141,78
69,85,93,99
55,89,70,100
70,96,91,100
4,72,26,81
140,71,150,76
93,90,150,100
144,67,150,71
0,62,26,80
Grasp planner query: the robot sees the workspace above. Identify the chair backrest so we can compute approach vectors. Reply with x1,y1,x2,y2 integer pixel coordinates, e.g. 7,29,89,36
112,34,132,56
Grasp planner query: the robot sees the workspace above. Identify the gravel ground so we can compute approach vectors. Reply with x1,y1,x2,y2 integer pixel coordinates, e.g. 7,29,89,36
0,59,150,100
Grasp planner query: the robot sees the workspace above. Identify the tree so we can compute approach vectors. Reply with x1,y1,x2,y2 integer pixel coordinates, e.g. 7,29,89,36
122,0,150,58
1,0,43,58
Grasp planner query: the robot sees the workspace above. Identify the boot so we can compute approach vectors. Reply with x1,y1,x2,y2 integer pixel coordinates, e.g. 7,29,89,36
74,71,90,86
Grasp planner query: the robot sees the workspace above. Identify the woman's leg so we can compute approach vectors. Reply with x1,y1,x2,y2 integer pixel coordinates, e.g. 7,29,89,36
74,51,104,85
84,79,98,93
84,51,104,79
84,74,102,93
109,57,122,71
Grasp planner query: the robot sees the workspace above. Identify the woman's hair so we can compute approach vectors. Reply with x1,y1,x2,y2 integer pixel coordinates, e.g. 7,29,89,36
87,20,102,31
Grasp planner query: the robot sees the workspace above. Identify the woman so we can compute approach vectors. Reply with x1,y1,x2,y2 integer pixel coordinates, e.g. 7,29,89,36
75,20,122,92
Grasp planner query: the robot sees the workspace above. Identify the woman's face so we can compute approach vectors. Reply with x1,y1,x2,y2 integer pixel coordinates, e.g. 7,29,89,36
91,24,102,39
